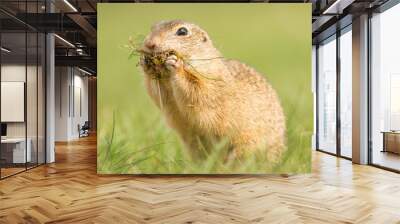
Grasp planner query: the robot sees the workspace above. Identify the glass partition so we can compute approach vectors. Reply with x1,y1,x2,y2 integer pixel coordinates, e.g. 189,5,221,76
0,2,46,179
1,31,28,177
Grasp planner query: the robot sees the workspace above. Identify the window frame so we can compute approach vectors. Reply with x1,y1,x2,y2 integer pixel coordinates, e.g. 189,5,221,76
315,23,353,161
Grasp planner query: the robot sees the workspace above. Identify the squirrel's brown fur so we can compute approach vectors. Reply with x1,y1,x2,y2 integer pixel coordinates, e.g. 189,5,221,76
139,20,286,161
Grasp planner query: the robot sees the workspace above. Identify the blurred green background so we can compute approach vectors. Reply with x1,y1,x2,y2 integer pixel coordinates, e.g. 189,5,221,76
97,3,312,174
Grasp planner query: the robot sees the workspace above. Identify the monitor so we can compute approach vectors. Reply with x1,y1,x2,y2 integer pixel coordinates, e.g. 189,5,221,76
1,123,7,137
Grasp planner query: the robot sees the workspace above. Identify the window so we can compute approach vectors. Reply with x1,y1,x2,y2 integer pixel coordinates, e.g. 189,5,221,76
317,35,337,154
339,27,352,158
390,75,400,130
316,25,353,158
371,3,400,171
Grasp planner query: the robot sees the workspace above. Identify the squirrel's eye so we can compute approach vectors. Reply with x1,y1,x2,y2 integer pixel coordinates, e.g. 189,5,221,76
176,27,188,36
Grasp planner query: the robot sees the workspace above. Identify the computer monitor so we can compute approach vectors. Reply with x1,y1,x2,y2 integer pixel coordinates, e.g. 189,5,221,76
1,123,7,137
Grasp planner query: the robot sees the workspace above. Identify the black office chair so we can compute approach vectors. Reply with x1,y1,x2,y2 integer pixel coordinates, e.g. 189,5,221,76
79,121,90,138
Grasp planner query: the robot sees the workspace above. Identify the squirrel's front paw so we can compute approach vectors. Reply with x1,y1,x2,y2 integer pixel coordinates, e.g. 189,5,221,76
165,55,183,72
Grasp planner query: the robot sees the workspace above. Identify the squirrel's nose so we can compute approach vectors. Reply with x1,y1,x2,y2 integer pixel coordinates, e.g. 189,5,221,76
145,41,156,50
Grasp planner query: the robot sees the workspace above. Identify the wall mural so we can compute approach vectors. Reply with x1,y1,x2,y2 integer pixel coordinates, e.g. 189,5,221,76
97,3,312,174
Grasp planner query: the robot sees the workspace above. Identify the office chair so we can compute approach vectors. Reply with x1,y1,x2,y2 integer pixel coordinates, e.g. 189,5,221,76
79,121,90,138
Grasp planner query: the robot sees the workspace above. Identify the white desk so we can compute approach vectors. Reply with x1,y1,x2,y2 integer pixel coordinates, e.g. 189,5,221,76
1,138,31,163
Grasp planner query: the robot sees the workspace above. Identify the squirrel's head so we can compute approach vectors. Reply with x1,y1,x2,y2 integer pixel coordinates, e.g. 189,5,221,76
142,20,220,60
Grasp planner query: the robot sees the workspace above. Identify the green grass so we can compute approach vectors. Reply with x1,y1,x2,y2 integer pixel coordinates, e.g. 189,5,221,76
97,99,312,174
97,3,312,174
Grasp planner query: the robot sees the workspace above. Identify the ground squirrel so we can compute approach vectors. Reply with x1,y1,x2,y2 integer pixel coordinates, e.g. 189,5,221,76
139,20,286,161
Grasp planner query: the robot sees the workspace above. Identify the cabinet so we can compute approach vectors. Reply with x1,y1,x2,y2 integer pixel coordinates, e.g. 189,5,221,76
382,132,400,154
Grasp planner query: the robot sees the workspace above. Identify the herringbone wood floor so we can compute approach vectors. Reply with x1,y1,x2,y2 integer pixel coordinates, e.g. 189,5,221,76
1,135,400,224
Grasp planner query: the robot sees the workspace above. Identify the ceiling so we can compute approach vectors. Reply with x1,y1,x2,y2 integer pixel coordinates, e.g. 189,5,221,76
0,0,394,74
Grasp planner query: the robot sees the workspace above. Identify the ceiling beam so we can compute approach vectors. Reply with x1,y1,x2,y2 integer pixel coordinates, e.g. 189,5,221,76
312,15,335,33
322,0,356,14
67,13,97,46
55,55,96,69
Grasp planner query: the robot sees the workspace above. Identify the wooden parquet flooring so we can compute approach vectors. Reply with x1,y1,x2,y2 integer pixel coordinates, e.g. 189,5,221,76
1,135,400,223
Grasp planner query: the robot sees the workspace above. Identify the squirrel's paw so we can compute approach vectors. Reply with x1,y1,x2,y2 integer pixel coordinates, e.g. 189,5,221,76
165,55,183,72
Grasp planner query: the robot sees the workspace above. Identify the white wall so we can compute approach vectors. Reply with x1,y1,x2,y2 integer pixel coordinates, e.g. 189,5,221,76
1,64,25,81
55,67,70,141
55,67,89,141
72,73,89,138
1,65,27,140
1,82,25,122
1,65,38,138
1,64,46,164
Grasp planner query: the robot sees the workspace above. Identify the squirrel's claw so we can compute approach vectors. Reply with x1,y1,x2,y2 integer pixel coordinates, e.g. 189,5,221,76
165,55,182,72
